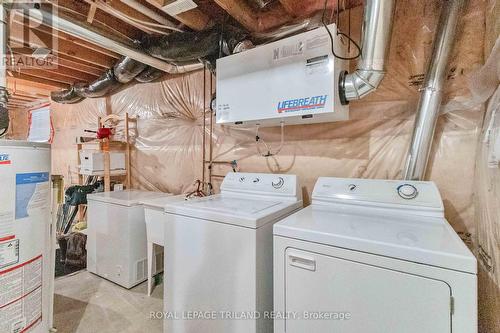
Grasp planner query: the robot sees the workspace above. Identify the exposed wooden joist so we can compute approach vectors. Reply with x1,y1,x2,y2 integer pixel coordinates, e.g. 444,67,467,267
87,2,98,23
7,77,54,96
45,64,98,82
9,23,116,68
8,95,39,102
12,47,104,77
15,68,84,85
11,50,99,82
55,55,104,76
144,0,212,31
88,0,171,34
279,0,363,18
9,72,70,89
213,0,291,32
10,14,121,59
11,91,47,98
50,0,143,41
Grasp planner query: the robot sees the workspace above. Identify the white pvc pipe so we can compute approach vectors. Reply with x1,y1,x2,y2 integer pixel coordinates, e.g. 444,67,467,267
22,5,203,74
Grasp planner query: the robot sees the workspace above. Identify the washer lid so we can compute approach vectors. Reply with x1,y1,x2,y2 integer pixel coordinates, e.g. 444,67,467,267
141,194,185,210
274,206,477,274
87,190,172,207
165,194,303,228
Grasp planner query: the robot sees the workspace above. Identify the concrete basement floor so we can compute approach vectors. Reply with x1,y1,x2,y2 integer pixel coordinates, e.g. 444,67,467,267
53,270,163,333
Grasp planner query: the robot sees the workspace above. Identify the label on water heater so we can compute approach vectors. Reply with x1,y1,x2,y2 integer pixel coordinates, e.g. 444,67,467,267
0,239,19,269
0,157,15,242
0,255,43,333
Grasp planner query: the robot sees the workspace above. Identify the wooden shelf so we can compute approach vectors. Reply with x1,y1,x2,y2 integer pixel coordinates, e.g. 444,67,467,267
78,169,127,176
77,113,133,192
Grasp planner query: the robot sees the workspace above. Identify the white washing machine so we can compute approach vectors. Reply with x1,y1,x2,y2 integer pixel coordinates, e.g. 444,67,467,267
163,172,303,333
87,190,172,288
274,177,477,333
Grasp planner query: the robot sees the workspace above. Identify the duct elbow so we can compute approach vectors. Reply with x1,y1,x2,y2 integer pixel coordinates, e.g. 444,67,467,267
339,0,395,103
341,70,385,102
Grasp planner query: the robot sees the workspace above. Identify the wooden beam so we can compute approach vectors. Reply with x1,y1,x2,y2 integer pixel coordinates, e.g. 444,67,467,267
144,0,212,31
213,0,291,32
12,48,104,77
11,91,48,99
9,23,116,68
51,0,143,41
17,68,83,85
10,14,120,59
7,77,54,96
87,2,98,23
12,49,100,82
55,55,104,76
9,72,70,89
278,0,363,18
9,95,39,102
89,0,166,33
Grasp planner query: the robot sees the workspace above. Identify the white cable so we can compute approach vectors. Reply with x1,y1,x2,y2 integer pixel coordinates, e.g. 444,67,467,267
255,121,285,157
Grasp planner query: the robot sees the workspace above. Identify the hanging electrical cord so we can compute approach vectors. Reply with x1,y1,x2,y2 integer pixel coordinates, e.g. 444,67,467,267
255,121,285,157
322,0,361,60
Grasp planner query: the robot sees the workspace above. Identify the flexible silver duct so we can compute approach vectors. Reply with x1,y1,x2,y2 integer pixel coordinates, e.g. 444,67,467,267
251,13,323,43
340,0,396,103
403,0,467,180
8,3,203,74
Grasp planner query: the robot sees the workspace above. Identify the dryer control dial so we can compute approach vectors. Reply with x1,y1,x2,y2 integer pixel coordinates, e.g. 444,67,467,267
397,184,418,200
272,177,285,189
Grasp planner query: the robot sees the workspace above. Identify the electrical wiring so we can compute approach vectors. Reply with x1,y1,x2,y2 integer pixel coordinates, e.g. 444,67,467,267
255,121,285,157
322,0,361,61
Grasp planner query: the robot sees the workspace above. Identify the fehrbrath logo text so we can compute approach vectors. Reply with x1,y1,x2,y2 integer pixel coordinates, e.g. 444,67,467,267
277,95,327,113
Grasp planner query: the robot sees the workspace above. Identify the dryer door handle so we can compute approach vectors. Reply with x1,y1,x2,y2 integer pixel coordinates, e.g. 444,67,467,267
288,252,316,271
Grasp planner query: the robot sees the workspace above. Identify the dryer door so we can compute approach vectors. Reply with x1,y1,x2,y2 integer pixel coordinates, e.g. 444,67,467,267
285,248,452,333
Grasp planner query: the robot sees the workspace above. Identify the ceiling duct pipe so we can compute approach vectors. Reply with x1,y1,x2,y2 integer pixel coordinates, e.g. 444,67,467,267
339,0,396,103
403,0,467,180
0,5,9,137
8,3,203,74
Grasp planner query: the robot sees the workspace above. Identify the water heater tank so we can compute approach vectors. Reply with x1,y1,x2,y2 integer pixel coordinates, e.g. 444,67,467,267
216,24,349,127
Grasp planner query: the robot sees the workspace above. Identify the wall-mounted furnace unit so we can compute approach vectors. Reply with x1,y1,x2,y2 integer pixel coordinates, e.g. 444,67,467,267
216,24,348,127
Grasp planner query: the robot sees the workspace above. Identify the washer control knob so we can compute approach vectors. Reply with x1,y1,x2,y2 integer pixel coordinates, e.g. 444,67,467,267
253,178,260,183
272,177,285,189
239,177,245,183
397,184,418,199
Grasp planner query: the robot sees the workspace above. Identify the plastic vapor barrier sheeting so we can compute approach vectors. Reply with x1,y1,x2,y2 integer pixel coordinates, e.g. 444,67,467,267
45,1,497,329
